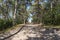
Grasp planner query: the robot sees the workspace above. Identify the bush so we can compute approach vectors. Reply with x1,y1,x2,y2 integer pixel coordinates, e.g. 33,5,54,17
16,19,23,24
0,19,13,30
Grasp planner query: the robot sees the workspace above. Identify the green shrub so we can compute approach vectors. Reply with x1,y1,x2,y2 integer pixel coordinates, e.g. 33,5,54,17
0,19,13,30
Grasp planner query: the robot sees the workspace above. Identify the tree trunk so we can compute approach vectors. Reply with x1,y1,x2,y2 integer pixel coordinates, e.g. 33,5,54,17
13,0,17,25
24,18,25,24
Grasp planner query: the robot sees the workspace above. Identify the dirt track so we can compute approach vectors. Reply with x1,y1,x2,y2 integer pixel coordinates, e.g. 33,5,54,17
10,25,60,40
0,25,60,40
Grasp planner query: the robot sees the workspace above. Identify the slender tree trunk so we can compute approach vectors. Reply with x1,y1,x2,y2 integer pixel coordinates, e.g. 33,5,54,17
40,10,43,25
51,2,53,11
51,2,53,24
24,18,25,24
13,0,17,25
23,0,27,24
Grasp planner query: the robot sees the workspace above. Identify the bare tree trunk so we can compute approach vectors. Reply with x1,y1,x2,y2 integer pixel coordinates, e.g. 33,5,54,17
40,10,44,26
51,1,53,24
23,0,27,24
51,2,53,11
24,18,25,24
13,0,17,25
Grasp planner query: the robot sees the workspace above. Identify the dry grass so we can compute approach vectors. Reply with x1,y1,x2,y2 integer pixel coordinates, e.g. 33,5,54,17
44,25,60,28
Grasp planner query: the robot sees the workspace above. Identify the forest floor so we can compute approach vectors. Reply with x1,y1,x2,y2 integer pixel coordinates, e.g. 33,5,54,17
0,24,60,40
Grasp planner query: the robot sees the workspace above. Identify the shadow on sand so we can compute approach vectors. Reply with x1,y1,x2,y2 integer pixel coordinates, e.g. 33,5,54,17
27,27,60,40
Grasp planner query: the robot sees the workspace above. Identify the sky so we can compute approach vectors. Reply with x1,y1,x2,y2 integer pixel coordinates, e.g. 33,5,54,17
28,14,33,23
27,5,33,23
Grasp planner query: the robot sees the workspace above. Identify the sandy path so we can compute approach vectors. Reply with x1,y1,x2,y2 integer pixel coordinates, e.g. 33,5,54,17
11,26,41,40
5,25,60,40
